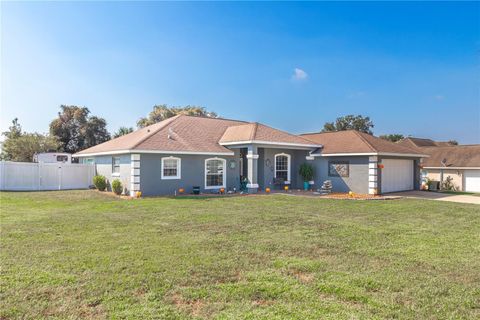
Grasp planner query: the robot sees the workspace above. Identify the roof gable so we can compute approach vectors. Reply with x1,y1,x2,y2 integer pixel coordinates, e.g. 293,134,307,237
220,122,319,147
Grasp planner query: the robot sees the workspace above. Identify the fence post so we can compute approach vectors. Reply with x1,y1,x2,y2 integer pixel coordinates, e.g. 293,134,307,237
0,161,4,191
58,164,62,190
37,162,41,190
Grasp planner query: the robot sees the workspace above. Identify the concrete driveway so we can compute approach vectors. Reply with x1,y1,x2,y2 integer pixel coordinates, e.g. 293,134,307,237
388,191,480,205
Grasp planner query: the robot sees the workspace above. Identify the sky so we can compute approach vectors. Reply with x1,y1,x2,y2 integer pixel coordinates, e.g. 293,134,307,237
1,1,479,143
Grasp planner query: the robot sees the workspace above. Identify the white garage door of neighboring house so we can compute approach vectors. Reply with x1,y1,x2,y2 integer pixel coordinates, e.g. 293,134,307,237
381,159,414,193
464,170,480,193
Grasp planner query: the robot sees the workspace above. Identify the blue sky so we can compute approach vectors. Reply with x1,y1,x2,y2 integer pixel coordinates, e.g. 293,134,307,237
1,2,479,143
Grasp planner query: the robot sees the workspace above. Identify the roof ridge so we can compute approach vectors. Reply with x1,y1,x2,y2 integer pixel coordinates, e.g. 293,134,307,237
180,114,249,124
257,122,319,144
250,122,259,140
131,115,181,149
352,131,377,152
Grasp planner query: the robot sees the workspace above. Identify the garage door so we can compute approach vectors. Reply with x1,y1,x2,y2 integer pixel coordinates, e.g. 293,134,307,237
465,170,480,192
381,159,414,193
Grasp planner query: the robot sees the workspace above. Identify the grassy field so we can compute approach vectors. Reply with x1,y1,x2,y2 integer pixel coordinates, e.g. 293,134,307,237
1,191,479,319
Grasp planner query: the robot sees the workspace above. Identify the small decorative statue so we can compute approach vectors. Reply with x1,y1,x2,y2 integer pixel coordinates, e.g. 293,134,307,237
320,180,332,194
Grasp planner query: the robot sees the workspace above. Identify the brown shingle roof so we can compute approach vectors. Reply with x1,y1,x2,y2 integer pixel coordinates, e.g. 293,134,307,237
419,145,480,167
75,115,319,156
75,115,246,155
397,137,480,167
220,122,319,146
397,137,454,148
301,130,424,156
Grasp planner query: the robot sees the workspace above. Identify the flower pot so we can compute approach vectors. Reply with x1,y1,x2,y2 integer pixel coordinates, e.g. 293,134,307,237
303,181,309,190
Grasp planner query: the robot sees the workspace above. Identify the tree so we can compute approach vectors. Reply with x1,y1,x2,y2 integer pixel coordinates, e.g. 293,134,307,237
322,115,374,134
49,105,110,153
113,126,134,138
1,119,61,162
447,140,458,145
379,134,405,143
137,104,217,128
3,118,22,139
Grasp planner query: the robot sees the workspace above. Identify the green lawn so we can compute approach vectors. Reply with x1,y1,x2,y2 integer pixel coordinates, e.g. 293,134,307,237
1,191,479,319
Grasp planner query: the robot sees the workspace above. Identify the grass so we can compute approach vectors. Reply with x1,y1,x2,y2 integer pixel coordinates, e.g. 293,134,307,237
1,190,479,319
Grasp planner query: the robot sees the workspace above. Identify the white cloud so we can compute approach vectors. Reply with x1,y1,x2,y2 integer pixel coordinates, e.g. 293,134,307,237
291,68,308,81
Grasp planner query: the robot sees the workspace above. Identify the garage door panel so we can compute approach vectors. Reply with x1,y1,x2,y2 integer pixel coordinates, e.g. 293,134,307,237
381,159,414,193
465,170,480,193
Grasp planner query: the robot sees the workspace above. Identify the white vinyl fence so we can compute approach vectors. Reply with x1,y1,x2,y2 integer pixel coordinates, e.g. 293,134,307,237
0,161,95,191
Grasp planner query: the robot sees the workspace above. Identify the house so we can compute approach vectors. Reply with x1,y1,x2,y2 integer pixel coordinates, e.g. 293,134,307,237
300,130,427,194
74,115,426,196
398,138,480,192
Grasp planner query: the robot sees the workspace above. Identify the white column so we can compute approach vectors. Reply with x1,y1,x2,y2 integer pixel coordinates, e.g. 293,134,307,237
130,154,141,196
368,156,379,195
246,145,259,191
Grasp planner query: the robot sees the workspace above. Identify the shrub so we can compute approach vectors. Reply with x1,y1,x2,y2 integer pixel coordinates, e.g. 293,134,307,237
299,163,314,182
112,179,123,195
441,176,458,191
93,175,107,191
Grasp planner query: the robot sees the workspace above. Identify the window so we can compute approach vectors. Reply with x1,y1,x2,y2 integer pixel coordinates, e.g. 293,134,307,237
161,157,181,179
274,153,291,183
56,155,68,162
85,158,95,165
112,157,120,175
328,161,349,177
205,158,226,189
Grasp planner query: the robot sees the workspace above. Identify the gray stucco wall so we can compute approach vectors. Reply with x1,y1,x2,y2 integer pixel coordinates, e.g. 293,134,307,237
82,154,131,193
139,151,240,196
258,148,310,190
310,156,370,193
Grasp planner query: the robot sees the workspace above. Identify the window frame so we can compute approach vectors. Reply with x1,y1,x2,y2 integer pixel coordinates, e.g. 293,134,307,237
328,161,350,177
204,157,226,189
161,156,181,180
112,156,121,176
56,155,68,162
274,153,291,184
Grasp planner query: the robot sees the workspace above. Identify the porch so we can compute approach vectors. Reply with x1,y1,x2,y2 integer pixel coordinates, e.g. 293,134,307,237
231,145,313,193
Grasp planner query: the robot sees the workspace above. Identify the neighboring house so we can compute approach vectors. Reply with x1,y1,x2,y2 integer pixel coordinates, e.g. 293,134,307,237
398,138,480,192
74,115,425,196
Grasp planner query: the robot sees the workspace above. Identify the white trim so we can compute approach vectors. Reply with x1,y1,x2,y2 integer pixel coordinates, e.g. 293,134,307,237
219,140,321,148
161,156,181,180
305,156,314,160
423,167,480,170
205,157,226,189
112,156,121,175
246,154,259,159
311,152,428,158
74,149,234,157
246,183,259,188
274,153,291,183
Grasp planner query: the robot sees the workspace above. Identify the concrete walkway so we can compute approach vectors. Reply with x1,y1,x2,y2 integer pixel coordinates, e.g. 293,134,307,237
387,191,480,205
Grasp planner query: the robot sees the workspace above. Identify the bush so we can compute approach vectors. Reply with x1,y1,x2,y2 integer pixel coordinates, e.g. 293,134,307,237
112,179,123,195
299,163,314,182
93,175,107,191
441,176,458,191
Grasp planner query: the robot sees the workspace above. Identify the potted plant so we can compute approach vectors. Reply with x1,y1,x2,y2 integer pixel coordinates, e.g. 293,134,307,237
299,163,314,191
